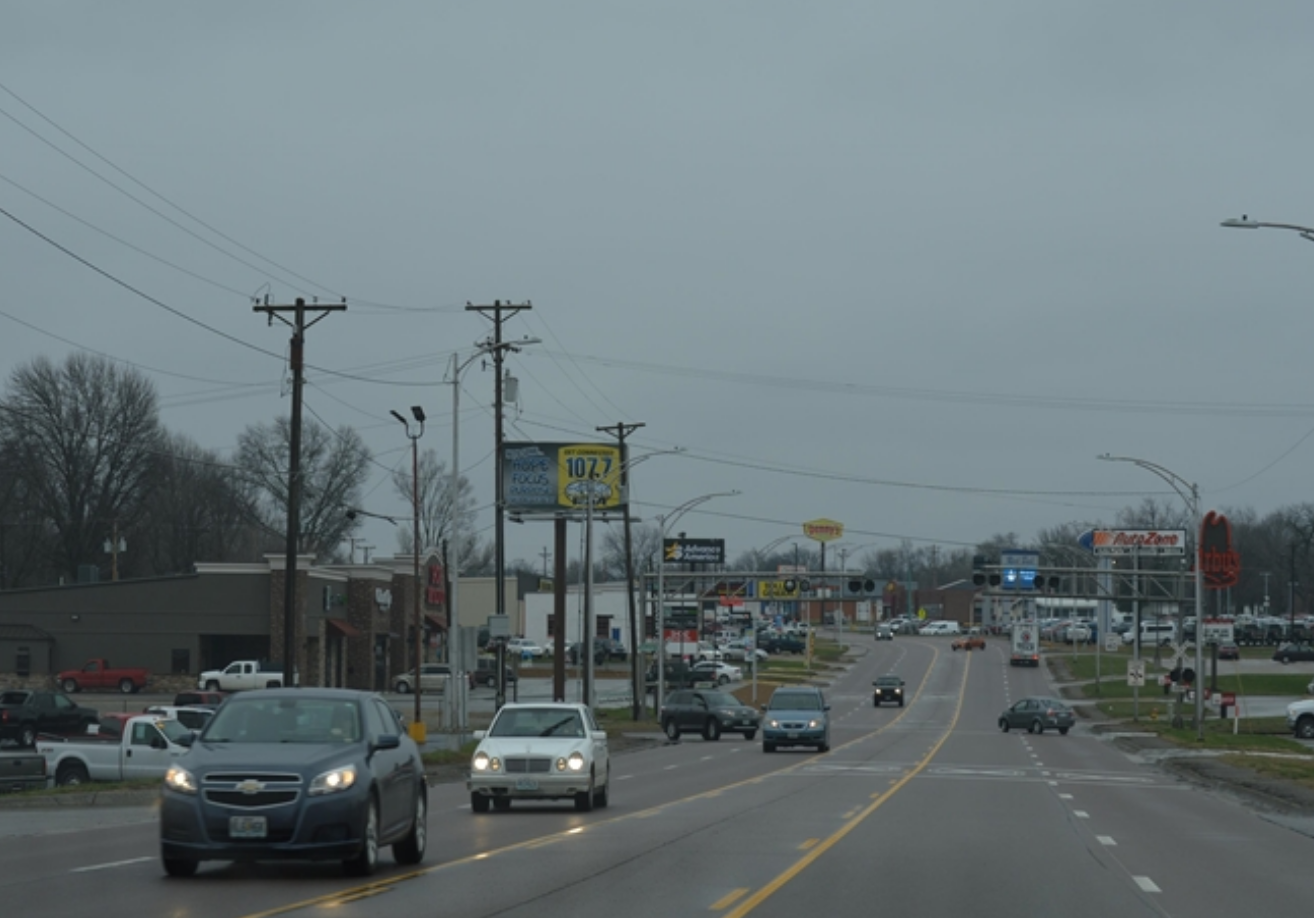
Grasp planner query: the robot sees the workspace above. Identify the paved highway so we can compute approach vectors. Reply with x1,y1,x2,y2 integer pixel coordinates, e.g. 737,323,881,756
1,638,1311,917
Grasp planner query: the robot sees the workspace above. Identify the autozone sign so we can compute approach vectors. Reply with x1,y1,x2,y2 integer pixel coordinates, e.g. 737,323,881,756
1086,529,1186,556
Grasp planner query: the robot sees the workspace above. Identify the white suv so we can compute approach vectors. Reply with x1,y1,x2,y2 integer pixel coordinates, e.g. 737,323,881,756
918,621,961,636
1287,697,1314,740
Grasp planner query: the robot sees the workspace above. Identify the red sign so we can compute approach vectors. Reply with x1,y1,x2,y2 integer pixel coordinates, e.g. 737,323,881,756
1221,692,1236,706
718,596,744,607
425,562,446,606
1199,511,1241,589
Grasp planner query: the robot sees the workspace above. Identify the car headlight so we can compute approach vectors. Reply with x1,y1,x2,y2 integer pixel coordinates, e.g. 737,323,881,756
164,765,197,795
557,752,586,772
767,718,780,728
808,719,821,729
472,752,501,772
309,763,358,796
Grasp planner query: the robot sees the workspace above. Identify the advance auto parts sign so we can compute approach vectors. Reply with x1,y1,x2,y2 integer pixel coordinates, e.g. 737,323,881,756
501,441,626,517
663,538,725,565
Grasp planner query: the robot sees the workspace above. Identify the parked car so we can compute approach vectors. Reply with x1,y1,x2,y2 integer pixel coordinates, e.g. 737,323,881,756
393,663,451,694
874,624,894,641
197,659,294,692
160,688,427,877
660,689,759,741
761,686,830,753
467,702,610,812
1273,642,1314,665
998,697,1074,735
566,642,607,666
1287,696,1314,740
0,750,47,793
1216,643,1241,661
505,637,545,659
871,675,906,707
0,689,100,748
172,691,227,709
690,660,743,686
595,638,628,661
57,658,150,694
761,635,807,655
472,657,518,688
645,660,709,693
39,713,193,786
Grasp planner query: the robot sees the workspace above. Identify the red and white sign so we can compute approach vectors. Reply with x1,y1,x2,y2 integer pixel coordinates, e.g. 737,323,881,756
718,596,744,607
1090,529,1186,556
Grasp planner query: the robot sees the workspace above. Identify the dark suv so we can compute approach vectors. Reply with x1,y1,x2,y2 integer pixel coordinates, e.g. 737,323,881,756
660,689,760,741
472,657,517,688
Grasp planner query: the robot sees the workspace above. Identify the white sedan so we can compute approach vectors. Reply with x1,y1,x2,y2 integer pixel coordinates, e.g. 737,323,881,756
505,637,545,658
467,702,610,812
691,660,743,685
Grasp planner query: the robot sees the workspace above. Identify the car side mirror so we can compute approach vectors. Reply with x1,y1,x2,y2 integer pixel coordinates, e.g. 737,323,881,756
373,734,402,751
823,705,831,711
176,732,196,747
591,730,607,741
151,735,167,750
472,729,487,740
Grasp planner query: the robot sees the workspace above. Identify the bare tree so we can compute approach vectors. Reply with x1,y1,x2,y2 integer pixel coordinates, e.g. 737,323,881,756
136,432,264,573
234,416,371,559
390,448,478,562
0,354,163,583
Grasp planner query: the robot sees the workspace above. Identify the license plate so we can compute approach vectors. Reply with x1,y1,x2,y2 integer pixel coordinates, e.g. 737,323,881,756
514,779,539,791
229,815,267,839
786,732,799,739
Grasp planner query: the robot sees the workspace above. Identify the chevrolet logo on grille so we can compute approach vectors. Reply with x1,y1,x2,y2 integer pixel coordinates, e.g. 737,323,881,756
235,779,266,795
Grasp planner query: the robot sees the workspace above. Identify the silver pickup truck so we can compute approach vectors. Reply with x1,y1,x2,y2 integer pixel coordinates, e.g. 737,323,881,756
0,751,47,793
35,714,192,786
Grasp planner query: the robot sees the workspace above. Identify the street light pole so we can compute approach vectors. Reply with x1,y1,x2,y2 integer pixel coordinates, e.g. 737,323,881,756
655,491,739,710
1099,453,1204,739
392,407,426,742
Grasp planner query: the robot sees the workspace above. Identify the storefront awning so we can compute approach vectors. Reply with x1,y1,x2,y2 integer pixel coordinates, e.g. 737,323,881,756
424,613,447,631
326,618,362,638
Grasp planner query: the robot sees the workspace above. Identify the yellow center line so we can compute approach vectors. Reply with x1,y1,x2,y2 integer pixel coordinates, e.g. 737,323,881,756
711,888,750,910
720,649,968,918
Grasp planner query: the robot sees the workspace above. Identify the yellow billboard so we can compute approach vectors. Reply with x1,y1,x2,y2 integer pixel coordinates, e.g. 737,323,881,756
802,518,844,542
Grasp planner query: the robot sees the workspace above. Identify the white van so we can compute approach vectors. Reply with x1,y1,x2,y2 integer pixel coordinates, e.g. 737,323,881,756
918,621,961,636
1124,620,1177,646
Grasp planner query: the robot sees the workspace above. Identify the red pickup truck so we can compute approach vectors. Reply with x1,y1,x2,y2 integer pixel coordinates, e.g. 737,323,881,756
57,658,150,694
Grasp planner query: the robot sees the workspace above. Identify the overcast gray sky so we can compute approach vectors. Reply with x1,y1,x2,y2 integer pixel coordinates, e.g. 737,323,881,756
4,3,1314,572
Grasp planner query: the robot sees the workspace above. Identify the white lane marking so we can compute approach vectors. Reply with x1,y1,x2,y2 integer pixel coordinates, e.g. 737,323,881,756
1134,876,1161,893
1058,793,1073,799
664,764,678,770
1074,810,1090,819
71,857,153,873
701,756,715,761
1097,836,1116,846
617,774,635,781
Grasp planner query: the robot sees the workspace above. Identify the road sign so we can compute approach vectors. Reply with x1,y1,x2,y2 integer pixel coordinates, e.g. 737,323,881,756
1104,633,1120,653
1167,642,1194,670
1200,619,1234,644
1127,660,1146,687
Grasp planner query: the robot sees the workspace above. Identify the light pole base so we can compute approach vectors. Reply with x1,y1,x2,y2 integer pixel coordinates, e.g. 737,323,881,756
408,721,427,744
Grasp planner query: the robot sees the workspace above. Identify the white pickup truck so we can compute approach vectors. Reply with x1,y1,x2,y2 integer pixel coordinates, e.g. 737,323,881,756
1287,697,1314,740
36,714,193,786
197,659,294,692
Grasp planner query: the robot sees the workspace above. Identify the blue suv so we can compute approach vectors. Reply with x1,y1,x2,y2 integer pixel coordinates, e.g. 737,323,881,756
761,686,830,753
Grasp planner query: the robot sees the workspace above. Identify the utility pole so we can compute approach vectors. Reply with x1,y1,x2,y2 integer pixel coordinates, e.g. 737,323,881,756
597,421,645,720
539,546,551,578
254,295,346,688
466,299,531,711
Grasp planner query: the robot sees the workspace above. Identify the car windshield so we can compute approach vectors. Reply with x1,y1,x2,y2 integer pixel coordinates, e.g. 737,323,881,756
202,697,362,744
875,677,902,687
489,707,586,738
770,692,821,710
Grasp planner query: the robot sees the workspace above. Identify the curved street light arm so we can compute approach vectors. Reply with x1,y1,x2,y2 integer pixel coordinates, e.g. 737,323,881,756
1097,453,1198,515
1221,217,1314,240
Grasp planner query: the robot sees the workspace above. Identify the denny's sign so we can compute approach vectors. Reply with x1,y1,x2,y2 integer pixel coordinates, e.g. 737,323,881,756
803,518,844,543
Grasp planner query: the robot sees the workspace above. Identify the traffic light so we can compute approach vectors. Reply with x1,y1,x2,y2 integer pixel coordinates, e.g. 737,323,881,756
783,578,798,592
